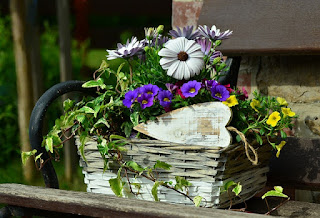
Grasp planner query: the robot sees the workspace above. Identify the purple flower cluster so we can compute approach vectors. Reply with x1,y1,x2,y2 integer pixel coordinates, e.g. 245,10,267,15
123,84,173,109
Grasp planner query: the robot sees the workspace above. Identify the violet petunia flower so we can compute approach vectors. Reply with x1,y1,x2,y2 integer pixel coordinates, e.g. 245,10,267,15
140,84,159,97
123,90,138,108
180,80,202,98
106,37,144,60
198,25,233,41
158,90,173,108
169,26,200,40
211,85,230,101
137,93,154,109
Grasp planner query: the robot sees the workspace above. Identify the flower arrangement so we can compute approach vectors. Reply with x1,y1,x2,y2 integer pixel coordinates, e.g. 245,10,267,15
23,24,297,207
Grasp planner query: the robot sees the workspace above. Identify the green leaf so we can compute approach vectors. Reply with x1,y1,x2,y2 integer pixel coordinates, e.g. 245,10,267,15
154,160,171,170
223,180,237,192
232,183,242,196
193,196,203,207
82,78,106,89
280,130,287,139
21,149,37,165
130,112,140,126
175,176,192,191
63,99,74,112
109,177,123,197
79,106,95,114
151,181,160,201
126,161,144,172
94,117,110,128
45,137,54,153
76,114,86,123
261,190,288,199
34,153,43,162
274,186,284,193
109,135,126,141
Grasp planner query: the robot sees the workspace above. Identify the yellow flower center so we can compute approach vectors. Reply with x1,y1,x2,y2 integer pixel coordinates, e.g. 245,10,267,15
189,88,196,93
164,98,170,102
215,93,222,98
177,51,189,61
142,100,148,104
147,91,153,95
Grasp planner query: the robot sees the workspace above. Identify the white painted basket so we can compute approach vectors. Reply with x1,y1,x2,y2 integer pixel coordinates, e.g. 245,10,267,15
76,136,271,208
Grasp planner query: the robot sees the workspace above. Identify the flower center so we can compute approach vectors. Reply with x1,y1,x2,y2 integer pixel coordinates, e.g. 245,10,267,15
215,93,222,98
189,88,196,93
142,100,148,104
147,91,153,95
177,51,188,61
164,97,170,102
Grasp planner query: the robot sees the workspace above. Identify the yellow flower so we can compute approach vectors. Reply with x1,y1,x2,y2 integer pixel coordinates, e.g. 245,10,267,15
277,97,288,106
281,107,295,117
250,99,261,112
223,95,238,107
266,111,281,127
276,141,286,158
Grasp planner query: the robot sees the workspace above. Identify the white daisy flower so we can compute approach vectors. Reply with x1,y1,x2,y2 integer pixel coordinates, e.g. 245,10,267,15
158,37,205,80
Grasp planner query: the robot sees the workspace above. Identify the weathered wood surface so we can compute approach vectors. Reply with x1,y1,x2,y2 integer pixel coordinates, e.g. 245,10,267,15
134,102,232,147
197,0,320,55
0,183,265,218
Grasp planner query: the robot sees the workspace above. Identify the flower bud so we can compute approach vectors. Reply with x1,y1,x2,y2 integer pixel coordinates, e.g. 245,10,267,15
144,27,156,40
156,25,164,35
144,46,150,52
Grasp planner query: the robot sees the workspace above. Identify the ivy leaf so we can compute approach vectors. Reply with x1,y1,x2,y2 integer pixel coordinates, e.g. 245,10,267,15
94,117,110,129
193,196,203,207
175,176,192,191
21,149,37,165
63,99,74,112
232,183,242,196
154,160,171,170
151,181,160,201
126,161,144,172
79,106,95,114
109,177,123,197
130,112,140,126
82,78,106,89
262,186,289,199
280,130,287,139
45,137,54,153
222,180,237,192
76,114,86,123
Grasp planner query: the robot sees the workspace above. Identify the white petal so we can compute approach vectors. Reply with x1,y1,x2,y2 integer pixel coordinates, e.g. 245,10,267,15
182,62,191,79
186,58,204,75
166,37,185,53
167,60,180,76
172,62,184,80
160,57,178,69
158,48,178,58
188,50,205,58
184,39,196,52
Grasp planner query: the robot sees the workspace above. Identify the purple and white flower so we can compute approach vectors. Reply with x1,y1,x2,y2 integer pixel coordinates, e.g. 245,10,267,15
123,90,138,108
210,84,230,101
137,93,154,109
158,90,173,107
165,83,179,93
196,38,213,55
180,80,202,98
158,37,205,80
106,37,144,60
205,79,219,90
169,26,200,40
209,51,223,63
198,25,233,41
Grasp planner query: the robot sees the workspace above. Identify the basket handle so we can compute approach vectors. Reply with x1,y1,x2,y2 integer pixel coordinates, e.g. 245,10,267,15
29,80,96,188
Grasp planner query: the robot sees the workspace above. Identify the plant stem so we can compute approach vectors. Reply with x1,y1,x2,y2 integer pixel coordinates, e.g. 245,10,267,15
265,197,290,215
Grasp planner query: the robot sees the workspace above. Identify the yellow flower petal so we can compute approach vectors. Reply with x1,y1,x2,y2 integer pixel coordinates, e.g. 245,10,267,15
281,107,296,117
277,97,288,106
223,95,239,107
266,111,281,127
250,99,261,112
276,141,286,158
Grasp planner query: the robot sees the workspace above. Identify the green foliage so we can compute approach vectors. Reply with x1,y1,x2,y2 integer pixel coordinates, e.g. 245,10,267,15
151,181,160,201
193,196,203,207
262,186,289,199
221,180,242,196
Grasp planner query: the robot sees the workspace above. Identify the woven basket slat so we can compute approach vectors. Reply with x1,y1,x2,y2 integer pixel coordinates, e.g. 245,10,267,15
76,136,271,208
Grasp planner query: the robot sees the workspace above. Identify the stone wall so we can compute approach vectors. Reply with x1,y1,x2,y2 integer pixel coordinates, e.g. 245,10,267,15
172,0,320,139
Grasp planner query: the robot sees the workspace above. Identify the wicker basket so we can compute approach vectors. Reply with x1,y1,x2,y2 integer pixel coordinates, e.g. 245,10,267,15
76,136,271,208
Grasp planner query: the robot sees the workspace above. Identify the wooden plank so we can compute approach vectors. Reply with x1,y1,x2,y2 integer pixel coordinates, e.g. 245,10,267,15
0,184,265,217
197,0,320,55
134,102,232,147
268,137,320,189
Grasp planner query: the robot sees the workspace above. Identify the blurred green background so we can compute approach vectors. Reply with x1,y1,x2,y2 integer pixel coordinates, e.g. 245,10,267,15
0,0,171,191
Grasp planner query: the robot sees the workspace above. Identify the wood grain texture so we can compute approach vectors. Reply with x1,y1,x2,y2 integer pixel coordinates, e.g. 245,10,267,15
0,183,265,217
134,102,232,147
197,0,320,55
